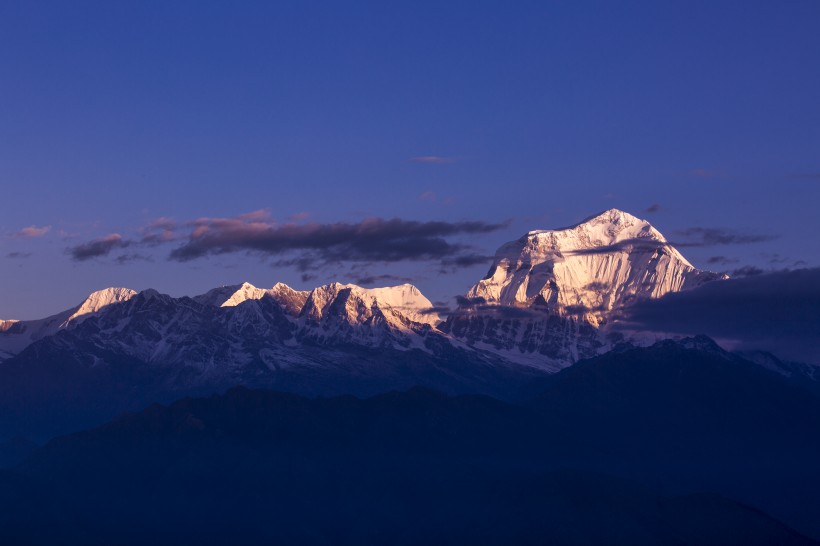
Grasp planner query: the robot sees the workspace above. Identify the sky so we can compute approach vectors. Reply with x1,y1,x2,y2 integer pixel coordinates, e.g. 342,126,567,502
1,0,819,320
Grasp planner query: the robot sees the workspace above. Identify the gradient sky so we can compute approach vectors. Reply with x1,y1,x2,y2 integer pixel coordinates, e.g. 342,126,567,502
1,1,819,319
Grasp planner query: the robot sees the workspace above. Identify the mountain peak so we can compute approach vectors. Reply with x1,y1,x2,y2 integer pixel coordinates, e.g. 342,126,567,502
525,209,666,247
221,282,268,307
301,282,439,326
465,210,719,329
581,207,640,224
65,287,137,325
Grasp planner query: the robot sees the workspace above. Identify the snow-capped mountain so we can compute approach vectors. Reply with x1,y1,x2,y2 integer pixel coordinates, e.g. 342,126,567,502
442,209,725,369
0,280,527,438
0,287,136,360
0,280,459,391
194,281,310,315
0,210,723,371
3,209,816,440
468,209,720,325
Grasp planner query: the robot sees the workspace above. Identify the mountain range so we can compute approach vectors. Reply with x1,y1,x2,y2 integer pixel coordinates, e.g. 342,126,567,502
1,209,816,439
2,209,820,543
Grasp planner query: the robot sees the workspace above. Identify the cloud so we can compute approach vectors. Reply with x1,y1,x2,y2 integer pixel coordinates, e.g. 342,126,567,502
168,215,509,271
410,156,458,164
13,225,51,238
492,227,774,261
706,255,739,266
566,238,668,256
440,253,493,269
287,212,310,222
237,209,271,221
68,233,130,261
729,265,765,277
455,295,487,307
690,168,719,178
139,217,177,245
354,274,415,286
115,253,152,265
644,204,661,213
6,252,31,259
615,268,820,363
673,227,777,247
418,191,436,202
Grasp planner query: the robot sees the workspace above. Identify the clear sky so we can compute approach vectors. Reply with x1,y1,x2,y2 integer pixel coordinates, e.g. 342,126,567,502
1,1,819,319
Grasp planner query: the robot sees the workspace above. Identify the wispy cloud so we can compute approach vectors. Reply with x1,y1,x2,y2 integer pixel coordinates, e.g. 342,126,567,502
139,217,177,245
410,155,458,164
6,251,32,259
12,225,51,238
689,168,720,178
114,253,153,265
355,274,415,286
729,265,765,277
705,255,739,266
644,204,661,213
674,227,777,246
287,211,310,222
566,228,776,258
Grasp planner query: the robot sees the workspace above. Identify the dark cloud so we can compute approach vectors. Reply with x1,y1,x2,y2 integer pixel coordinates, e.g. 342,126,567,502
168,216,509,270
566,229,772,258
567,238,668,256
68,234,130,261
455,295,487,308
419,305,453,316
448,295,546,319
6,252,31,259
273,256,318,272
729,265,765,277
644,204,661,213
706,256,739,266
674,227,777,246
115,253,152,265
615,268,820,364
355,274,414,286
441,254,493,268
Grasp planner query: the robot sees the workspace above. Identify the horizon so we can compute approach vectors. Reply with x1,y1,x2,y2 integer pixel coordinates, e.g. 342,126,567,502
1,204,813,320
0,206,779,320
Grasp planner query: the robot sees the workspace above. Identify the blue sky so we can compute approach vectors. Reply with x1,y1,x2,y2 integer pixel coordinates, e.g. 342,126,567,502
1,1,819,319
